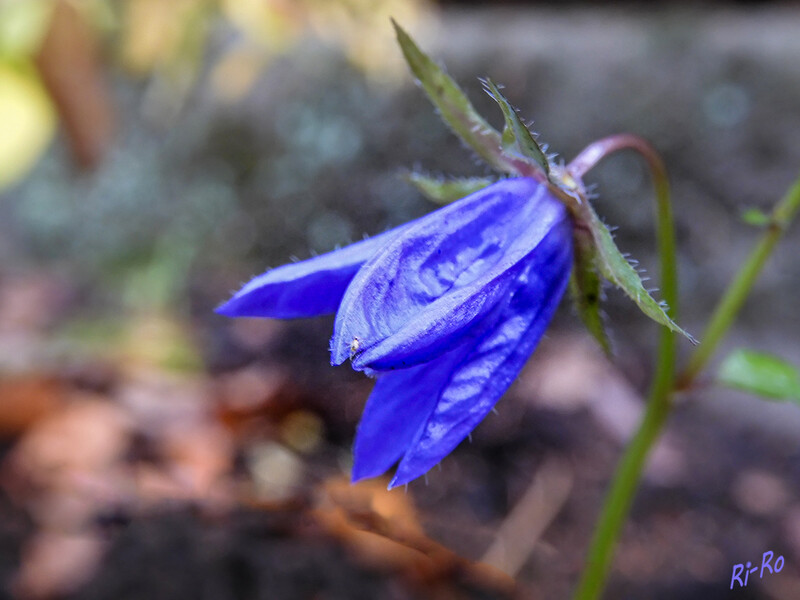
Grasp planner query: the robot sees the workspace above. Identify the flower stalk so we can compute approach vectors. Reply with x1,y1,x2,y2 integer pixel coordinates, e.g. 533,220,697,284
573,157,800,600
569,136,679,600
679,173,800,387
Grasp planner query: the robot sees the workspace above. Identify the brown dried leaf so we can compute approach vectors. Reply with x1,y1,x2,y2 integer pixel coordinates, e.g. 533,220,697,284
14,532,105,599
35,0,114,168
0,376,65,437
7,397,131,496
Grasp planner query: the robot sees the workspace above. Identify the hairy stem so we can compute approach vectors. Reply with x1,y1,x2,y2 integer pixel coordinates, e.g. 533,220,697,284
679,173,800,387
569,135,678,600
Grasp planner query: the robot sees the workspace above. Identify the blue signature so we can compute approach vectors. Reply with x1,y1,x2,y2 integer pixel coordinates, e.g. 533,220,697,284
730,551,785,589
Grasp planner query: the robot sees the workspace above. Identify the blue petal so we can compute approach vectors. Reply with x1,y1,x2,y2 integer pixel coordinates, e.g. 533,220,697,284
388,221,573,488
216,225,408,319
351,344,470,482
331,178,567,370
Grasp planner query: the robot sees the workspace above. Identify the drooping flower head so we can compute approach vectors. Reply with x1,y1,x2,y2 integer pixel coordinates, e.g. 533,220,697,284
216,23,694,489
217,178,572,487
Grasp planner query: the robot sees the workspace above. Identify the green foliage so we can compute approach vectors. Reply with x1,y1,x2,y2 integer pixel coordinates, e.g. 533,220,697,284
582,202,696,343
392,20,520,175
569,231,612,355
404,173,493,204
718,349,800,402
481,78,551,177
741,207,771,227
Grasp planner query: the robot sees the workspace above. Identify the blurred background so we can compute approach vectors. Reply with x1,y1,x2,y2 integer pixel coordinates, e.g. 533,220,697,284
0,0,799,598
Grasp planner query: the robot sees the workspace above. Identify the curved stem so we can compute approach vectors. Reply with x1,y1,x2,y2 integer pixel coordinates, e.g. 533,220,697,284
679,174,800,387
570,147,800,600
568,134,679,329
568,135,678,600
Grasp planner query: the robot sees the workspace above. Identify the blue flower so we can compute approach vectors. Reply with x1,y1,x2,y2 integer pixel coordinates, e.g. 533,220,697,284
217,178,573,488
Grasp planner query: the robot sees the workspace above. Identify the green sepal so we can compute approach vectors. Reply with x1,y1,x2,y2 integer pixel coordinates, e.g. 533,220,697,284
392,21,520,175
569,228,613,355
718,349,800,402
481,78,551,177
404,173,494,205
581,202,696,344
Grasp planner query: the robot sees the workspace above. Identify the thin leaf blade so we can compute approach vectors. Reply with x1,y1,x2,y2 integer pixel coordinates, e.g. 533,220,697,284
584,202,696,344
392,21,516,174
482,78,550,176
718,349,800,402
741,208,771,227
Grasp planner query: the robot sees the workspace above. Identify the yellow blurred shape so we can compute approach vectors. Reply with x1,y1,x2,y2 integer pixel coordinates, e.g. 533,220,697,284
0,62,55,190
280,410,324,454
0,0,53,57
220,0,432,84
306,0,431,82
248,441,303,501
210,46,266,103
120,313,202,373
221,0,302,52
120,0,201,74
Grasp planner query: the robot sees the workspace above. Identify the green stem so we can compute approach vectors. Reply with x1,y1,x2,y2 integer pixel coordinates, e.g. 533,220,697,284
570,155,800,599
679,174,800,387
572,376,673,600
568,136,678,600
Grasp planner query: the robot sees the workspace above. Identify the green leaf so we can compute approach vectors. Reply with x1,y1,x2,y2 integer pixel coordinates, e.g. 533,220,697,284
392,20,518,174
583,202,697,344
404,173,494,205
718,349,800,402
481,78,551,177
569,230,612,355
741,208,771,227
